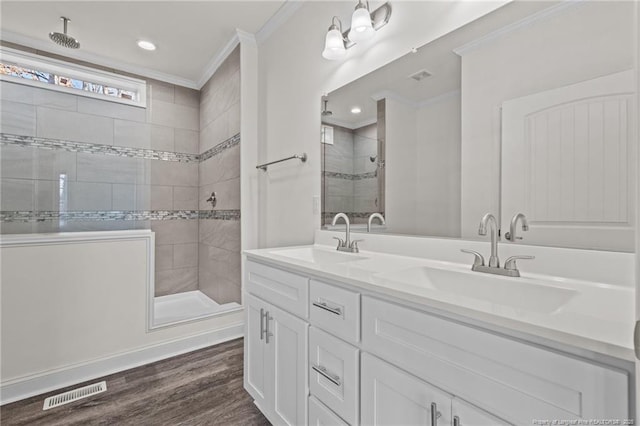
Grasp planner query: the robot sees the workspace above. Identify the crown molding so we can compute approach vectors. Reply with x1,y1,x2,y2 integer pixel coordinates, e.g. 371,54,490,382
255,0,304,45
322,116,377,130
237,29,257,47
371,90,418,108
453,0,581,57
196,32,240,89
0,30,198,89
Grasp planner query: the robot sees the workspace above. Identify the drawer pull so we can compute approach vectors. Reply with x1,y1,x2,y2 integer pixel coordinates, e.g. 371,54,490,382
260,308,266,340
430,402,442,426
453,415,460,426
312,364,342,386
312,301,342,316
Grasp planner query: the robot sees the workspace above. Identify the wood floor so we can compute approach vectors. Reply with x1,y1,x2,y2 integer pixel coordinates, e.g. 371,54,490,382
1,338,270,426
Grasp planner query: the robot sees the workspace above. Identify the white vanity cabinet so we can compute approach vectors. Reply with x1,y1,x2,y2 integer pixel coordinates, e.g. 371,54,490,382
244,257,631,426
244,292,308,426
361,353,453,426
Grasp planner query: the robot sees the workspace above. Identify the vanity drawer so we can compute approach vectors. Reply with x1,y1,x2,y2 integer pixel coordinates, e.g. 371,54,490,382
309,280,360,343
309,396,349,426
309,327,359,425
245,260,309,318
361,296,629,424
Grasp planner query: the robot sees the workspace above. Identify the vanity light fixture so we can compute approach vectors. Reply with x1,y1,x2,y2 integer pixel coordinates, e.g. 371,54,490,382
349,1,375,43
322,2,392,60
322,17,347,60
351,106,362,114
137,40,156,51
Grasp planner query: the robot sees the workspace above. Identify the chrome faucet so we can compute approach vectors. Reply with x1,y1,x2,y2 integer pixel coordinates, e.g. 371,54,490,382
505,212,529,242
331,213,361,253
462,212,534,277
478,213,500,267
367,213,385,232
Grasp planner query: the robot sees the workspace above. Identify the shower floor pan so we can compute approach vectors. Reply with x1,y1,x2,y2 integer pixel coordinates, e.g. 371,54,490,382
154,290,240,326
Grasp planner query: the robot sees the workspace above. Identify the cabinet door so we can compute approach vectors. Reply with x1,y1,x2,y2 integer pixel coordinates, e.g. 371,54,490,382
361,353,452,426
244,293,269,410
267,303,309,426
452,398,511,426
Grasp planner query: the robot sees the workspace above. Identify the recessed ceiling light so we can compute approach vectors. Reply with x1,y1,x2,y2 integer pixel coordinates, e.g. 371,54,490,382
137,40,156,51
351,106,362,114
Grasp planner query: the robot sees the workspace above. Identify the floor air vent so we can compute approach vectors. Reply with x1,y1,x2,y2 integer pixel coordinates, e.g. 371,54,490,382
43,381,107,410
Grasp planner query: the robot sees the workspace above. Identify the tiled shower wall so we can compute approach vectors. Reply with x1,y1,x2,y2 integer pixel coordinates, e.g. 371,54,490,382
0,61,200,297
198,47,241,304
321,122,380,225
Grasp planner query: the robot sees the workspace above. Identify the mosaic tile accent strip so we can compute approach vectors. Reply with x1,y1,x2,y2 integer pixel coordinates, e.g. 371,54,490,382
0,133,241,163
199,133,240,162
322,211,384,221
199,209,241,221
323,171,377,180
0,209,240,223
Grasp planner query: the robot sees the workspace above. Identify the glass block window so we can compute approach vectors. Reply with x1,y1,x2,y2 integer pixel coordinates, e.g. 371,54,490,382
0,47,146,107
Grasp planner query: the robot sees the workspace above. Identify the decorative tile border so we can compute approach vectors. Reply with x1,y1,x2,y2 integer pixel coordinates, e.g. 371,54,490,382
322,211,384,221
0,209,240,223
323,171,377,180
199,133,240,162
0,133,240,164
199,209,241,221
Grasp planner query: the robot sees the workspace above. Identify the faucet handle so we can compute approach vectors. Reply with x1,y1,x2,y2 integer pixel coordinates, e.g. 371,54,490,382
333,236,345,248
461,249,485,267
504,255,535,271
504,231,523,241
350,239,364,251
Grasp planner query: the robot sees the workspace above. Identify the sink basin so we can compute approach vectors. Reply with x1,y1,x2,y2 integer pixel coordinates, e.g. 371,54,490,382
270,247,369,265
373,266,577,314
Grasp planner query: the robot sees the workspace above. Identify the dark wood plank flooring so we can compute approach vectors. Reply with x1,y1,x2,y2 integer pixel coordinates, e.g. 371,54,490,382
1,338,270,426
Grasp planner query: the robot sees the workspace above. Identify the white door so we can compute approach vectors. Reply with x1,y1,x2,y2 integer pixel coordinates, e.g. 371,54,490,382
267,303,308,426
501,69,636,251
361,353,452,426
451,398,510,426
244,293,269,411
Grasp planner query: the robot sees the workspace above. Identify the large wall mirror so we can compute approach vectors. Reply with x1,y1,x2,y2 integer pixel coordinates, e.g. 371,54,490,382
321,0,637,252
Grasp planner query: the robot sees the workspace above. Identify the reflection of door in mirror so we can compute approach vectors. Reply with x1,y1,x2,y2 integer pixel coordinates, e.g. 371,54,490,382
501,70,636,251
321,98,385,226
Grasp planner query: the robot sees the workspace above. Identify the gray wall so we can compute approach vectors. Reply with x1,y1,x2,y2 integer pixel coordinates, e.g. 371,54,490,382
198,46,241,304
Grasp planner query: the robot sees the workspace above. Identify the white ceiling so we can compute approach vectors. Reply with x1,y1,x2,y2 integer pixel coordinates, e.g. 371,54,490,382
323,1,556,128
0,1,287,88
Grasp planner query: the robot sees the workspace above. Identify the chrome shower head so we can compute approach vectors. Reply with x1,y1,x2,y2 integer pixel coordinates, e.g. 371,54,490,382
49,17,80,49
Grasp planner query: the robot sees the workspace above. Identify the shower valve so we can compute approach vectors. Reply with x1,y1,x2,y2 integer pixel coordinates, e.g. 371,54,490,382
206,192,217,208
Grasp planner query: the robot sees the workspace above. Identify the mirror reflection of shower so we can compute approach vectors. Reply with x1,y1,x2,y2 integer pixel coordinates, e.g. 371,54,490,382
320,93,385,227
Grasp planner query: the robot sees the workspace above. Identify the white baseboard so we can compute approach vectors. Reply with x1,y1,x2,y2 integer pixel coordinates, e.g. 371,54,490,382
0,323,244,405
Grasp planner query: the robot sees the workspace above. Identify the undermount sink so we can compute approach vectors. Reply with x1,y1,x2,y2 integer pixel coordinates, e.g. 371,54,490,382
269,247,369,265
373,266,578,314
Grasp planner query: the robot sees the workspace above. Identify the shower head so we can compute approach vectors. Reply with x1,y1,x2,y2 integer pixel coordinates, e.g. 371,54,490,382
49,17,80,49
321,99,332,117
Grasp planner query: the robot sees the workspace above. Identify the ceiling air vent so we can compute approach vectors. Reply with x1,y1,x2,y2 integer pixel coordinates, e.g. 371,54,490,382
409,69,432,81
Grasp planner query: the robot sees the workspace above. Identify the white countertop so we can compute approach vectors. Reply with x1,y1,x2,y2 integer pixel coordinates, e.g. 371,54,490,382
245,243,635,362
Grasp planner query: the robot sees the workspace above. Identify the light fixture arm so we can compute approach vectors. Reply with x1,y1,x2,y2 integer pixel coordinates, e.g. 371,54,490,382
328,16,348,42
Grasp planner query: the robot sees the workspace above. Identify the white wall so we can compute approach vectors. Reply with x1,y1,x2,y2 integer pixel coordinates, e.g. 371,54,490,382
257,0,509,247
0,231,243,403
415,92,461,237
385,98,417,234
459,1,636,239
